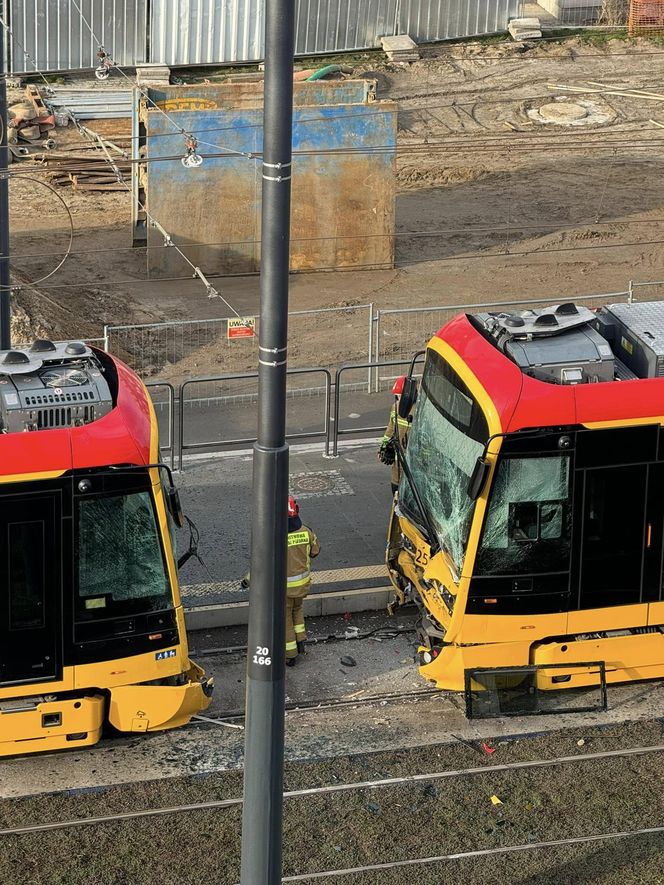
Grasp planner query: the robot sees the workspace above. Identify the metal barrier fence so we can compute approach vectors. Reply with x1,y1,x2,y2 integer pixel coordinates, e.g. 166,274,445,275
521,0,628,28
178,368,332,470
104,304,374,383
104,283,656,387
99,280,663,467
372,288,633,383
332,357,425,457
145,381,175,472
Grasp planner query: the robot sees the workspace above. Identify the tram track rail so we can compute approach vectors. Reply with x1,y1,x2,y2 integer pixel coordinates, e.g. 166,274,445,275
2,742,663,839
194,685,443,725
280,824,664,881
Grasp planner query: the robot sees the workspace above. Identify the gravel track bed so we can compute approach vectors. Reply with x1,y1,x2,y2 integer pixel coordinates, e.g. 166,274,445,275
2,718,663,883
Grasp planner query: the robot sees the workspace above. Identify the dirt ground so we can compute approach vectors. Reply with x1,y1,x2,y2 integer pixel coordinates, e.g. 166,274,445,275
1,716,663,884
7,34,664,377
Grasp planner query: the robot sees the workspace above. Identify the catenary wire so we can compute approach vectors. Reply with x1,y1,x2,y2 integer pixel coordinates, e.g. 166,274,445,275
5,216,664,264
0,8,237,313
69,0,256,162
10,234,664,291
3,135,664,182
4,177,74,284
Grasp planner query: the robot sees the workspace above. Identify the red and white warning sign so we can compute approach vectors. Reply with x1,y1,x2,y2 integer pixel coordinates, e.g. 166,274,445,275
227,317,256,340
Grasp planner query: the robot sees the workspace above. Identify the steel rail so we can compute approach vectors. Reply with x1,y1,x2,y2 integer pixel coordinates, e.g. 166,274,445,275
2,744,663,839
280,825,664,881
191,685,442,723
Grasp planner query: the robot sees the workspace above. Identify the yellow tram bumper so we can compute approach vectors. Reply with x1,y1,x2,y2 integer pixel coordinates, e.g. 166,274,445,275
0,694,105,757
418,630,664,692
108,662,213,733
532,632,664,688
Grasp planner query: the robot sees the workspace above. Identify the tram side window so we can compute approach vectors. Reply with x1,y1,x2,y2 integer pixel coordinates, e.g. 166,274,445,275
475,456,571,576
8,522,45,629
77,491,171,613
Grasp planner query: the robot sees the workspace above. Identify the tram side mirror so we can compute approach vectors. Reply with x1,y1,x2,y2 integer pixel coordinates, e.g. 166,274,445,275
398,377,418,419
166,486,185,529
467,457,490,500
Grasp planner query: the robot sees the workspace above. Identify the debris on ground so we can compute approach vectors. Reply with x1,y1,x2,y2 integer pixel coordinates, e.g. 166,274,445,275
380,35,420,62
508,17,542,40
340,656,357,667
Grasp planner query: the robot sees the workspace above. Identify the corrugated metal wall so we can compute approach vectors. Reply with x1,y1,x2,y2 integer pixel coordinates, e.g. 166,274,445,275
6,0,519,73
149,0,263,66
293,0,398,55
8,0,146,72
150,0,519,66
400,0,520,41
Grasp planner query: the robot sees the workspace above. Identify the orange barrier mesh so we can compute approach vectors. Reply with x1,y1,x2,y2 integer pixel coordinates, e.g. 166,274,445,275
629,0,664,35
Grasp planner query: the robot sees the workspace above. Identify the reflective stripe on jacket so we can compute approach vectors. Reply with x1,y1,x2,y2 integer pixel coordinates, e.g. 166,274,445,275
287,525,320,598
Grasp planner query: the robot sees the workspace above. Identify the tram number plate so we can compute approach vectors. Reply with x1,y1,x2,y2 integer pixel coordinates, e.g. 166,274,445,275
414,548,429,566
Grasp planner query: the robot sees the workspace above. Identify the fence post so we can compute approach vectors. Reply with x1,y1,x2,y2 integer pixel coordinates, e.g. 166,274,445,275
103,325,110,353
367,303,374,393
373,310,381,393
628,280,634,304
178,381,186,473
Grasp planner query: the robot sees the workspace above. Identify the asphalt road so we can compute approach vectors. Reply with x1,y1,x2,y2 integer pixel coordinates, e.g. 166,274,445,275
173,440,395,606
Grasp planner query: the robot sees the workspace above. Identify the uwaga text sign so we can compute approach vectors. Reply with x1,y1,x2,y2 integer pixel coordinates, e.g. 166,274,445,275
227,317,256,340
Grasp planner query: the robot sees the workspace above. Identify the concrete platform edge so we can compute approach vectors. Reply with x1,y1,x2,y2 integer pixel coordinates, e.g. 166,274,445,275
185,586,392,628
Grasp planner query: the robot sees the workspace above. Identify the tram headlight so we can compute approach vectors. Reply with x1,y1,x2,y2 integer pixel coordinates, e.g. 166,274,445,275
78,479,92,493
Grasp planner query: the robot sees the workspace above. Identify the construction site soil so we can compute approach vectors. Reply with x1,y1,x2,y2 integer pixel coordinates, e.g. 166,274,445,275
7,35,664,378
1,716,663,883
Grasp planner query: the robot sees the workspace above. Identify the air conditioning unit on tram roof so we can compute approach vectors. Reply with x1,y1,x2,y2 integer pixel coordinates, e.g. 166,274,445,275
0,339,113,433
473,302,616,385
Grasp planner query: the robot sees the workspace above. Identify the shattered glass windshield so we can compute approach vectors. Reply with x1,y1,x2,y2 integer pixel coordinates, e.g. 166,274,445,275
399,349,488,574
475,455,572,576
77,491,171,617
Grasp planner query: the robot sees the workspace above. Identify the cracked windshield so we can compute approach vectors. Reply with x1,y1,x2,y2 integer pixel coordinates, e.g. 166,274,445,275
476,454,572,576
400,350,488,574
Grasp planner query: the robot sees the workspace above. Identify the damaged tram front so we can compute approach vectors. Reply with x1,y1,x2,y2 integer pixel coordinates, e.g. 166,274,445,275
387,301,664,694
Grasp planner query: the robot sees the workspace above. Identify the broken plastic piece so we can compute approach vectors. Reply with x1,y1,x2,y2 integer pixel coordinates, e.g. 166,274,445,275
481,741,496,755
490,794,503,805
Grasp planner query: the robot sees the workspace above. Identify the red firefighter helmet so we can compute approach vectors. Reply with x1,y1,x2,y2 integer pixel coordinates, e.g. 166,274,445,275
392,375,406,396
288,495,299,517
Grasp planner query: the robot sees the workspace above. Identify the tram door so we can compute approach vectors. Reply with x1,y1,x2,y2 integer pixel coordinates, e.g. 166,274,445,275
0,493,61,685
578,463,664,611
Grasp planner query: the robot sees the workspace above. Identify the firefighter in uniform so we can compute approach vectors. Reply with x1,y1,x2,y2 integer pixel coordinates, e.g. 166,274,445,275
378,376,413,495
285,495,320,667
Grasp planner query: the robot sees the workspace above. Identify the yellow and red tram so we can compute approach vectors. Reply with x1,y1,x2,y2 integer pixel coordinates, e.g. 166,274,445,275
0,339,212,756
387,301,664,692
